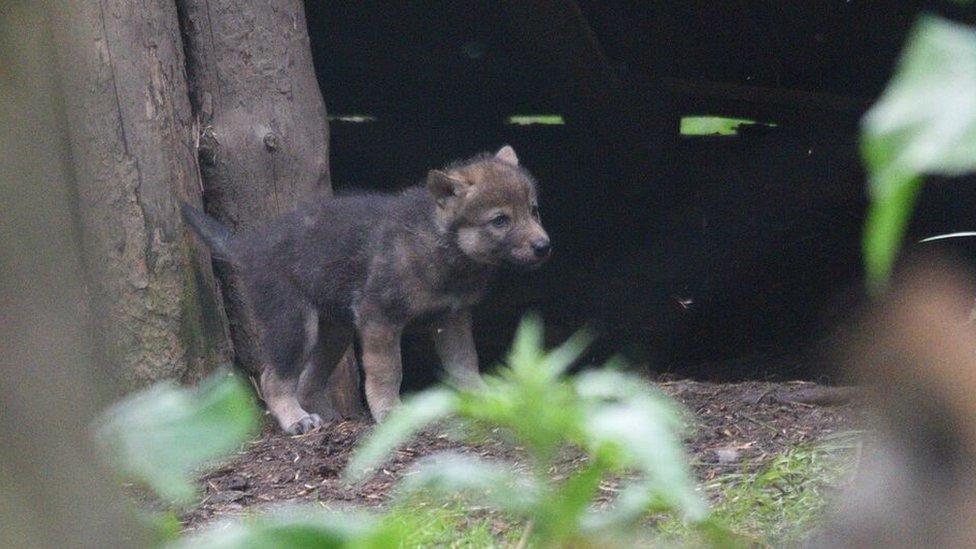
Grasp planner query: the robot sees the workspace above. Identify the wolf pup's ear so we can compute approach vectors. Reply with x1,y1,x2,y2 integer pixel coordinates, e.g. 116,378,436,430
494,145,519,166
427,170,467,207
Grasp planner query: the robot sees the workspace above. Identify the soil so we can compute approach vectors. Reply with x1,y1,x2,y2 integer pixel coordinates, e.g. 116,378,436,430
181,380,862,531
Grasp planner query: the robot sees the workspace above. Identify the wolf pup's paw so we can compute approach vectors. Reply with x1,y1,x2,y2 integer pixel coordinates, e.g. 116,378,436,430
286,413,323,435
369,397,402,423
315,407,343,423
456,374,488,393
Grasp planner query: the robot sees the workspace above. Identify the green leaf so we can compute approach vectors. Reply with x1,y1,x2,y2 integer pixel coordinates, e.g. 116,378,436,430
344,388,458,482
540,327,593,379
396,452,538,513
581,482,670,533
863,16,976,178
575,368,650,400
579,386,705,522
574,369,687,433
167,507,388,549
507,313,545,377
137,510,182,545
861,16,976,289
862,173,922,294
94,371,260,504
575,370,705,526
537,459,606,541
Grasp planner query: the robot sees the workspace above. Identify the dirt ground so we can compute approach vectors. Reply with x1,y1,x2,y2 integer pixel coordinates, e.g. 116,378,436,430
182,380,861,531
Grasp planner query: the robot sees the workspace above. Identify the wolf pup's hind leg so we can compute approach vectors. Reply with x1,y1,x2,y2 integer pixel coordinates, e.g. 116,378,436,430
257,302,323,434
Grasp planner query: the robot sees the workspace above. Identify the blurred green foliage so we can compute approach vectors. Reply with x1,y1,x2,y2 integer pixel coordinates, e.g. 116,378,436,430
125,316,732,547
94,371,260,504
861,16,976,292
345,315,716,547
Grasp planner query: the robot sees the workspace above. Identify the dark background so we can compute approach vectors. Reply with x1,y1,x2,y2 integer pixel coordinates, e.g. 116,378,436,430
302,1,976,384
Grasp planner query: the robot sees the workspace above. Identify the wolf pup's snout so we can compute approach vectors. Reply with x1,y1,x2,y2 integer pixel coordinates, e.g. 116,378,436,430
509,221,550,267
531,238,551,258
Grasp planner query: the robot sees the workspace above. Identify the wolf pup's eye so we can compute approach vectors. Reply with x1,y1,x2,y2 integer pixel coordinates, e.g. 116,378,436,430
489,214,511,229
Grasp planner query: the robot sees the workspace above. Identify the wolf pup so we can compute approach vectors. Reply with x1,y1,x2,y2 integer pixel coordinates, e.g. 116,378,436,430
182,146,550,434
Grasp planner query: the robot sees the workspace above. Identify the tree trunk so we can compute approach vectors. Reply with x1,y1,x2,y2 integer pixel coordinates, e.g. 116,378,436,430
51,0,231,391
177,0,365,417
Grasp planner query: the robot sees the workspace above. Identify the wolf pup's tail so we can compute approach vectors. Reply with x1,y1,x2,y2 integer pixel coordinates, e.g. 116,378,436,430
180,202,236,261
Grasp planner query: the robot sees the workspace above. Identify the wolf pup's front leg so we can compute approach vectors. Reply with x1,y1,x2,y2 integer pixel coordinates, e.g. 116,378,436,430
432,309,486,391
358,320,404,421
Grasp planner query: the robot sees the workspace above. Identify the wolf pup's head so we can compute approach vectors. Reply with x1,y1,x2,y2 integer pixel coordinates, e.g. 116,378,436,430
428,146,551,268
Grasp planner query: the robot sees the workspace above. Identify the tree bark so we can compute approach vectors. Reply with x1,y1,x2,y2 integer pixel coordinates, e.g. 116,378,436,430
177,0,365,416
51,0,231,391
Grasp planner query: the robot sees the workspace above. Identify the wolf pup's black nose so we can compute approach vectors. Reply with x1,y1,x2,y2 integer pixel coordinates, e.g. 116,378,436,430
531,239,551,258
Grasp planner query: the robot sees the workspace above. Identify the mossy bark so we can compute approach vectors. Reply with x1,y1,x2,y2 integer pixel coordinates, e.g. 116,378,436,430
52,0,231,390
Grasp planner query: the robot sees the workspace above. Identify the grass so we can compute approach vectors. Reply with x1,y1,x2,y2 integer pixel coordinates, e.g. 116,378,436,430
657,431,862,547
380,500,524,548
395,432,863,548
704,436,858,545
